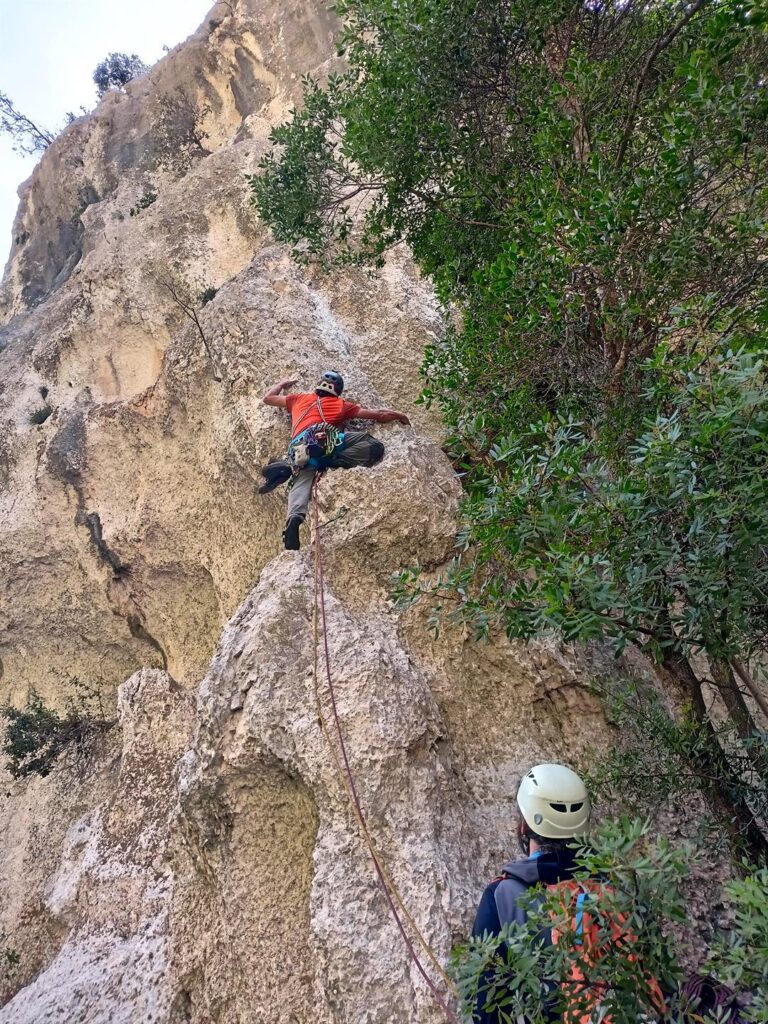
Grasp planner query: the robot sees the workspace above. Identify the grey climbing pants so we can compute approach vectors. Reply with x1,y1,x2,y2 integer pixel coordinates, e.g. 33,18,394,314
286,431,385,521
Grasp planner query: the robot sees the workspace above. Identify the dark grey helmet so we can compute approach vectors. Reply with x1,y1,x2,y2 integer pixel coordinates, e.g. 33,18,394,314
315,370,344,397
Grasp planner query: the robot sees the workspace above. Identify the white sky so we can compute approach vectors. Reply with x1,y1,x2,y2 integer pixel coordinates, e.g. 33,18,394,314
0,0,215,270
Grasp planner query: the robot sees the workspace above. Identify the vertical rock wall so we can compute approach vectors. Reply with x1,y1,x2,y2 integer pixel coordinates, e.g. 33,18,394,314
0,2,611,1021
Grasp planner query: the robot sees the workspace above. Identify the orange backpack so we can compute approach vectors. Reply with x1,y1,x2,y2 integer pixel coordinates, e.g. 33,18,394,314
548,879,666,1024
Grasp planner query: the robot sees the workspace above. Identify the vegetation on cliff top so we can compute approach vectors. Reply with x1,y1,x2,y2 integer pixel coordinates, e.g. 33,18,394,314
1,51,149,157
252,0,768,858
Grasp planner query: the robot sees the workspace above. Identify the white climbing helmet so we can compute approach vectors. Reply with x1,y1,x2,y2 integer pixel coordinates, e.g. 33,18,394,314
516,763,591,839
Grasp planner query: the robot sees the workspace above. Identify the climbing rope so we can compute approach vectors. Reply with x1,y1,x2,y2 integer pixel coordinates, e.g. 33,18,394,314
309,475,460,1024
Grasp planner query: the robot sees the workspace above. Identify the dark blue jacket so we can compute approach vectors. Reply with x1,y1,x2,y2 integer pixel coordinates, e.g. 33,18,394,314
470,849,577,1024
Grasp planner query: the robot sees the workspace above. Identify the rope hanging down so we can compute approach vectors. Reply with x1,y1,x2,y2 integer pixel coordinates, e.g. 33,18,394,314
309,476,460,1024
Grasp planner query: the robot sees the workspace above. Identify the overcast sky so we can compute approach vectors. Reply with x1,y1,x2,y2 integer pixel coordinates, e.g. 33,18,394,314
0,0,215,270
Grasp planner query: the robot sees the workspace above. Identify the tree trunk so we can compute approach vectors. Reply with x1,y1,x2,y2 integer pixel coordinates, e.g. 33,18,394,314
711,659,758,740
732,657,768,721
661,651,767,862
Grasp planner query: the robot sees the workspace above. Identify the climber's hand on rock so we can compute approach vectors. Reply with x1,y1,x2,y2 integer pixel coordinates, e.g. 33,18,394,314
280,378,298,391
394,412,410,425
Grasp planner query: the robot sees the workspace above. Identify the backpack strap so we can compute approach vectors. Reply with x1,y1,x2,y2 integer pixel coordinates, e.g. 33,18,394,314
574,890,588,944
574,879,599,944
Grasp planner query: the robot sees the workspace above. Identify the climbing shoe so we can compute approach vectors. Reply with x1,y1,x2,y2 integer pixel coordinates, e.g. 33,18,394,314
259,459,292,494
282,515,303,551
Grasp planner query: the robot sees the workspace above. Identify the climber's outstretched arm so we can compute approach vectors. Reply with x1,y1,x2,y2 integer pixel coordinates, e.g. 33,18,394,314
356,407,411,425
263,378,298,409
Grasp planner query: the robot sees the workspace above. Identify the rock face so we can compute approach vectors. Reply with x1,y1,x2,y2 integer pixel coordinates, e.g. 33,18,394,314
0,2,609,1021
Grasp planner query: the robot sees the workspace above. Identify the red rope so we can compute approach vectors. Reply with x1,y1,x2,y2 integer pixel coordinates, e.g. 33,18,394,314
310,477,459,1024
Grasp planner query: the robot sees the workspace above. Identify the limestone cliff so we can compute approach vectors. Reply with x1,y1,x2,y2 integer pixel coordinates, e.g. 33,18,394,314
0,2,610,1021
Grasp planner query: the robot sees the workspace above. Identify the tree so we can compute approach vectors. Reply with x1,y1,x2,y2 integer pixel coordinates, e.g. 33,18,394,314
93,53,149,98
0,91,54,155
252,0,768,855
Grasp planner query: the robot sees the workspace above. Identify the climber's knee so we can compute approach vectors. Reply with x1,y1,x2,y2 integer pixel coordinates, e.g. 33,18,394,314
337,432,385,469
367,438,385,466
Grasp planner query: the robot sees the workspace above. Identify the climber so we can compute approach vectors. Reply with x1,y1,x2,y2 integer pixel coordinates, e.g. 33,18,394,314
470,763,591,1024
259,371,411,551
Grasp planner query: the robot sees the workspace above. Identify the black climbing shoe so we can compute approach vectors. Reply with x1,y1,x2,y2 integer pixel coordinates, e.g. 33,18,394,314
282,516,303,551
259,459,292,494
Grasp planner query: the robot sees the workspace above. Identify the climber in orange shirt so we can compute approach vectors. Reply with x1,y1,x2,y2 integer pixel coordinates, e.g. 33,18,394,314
260,370,410,550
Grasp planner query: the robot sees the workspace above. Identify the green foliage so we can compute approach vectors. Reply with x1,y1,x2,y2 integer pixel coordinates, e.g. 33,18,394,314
199,285,218,306
28,405,52,425
129,188,158,217
454,818,768,1024
584,677,768,853
93,53,149,98
0,937,20,1005
2,694,77,778
254,0,768,311
254,0,768,845
399,343,768,662
1,684,109,780
707,867,768,1022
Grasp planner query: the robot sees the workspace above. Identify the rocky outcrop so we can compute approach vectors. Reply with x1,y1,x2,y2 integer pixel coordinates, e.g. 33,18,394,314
0,2,611,1021
0,670,193,1022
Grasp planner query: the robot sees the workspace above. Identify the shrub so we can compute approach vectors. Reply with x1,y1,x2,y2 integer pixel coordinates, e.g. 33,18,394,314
0,939,20,1005
93,53,149,98
199,285,217,306
129,188,158,217
706,867,768,1020
583,676,768,856
64,105,90,125
1,685,110,779
151,266,222,381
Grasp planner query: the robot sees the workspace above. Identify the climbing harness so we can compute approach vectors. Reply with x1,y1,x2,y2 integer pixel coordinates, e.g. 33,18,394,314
309,476,460,1024
289,423,345,471
289,398,346,472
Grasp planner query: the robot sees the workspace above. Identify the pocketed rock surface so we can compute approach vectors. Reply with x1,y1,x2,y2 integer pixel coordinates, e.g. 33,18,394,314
0,2,613,1021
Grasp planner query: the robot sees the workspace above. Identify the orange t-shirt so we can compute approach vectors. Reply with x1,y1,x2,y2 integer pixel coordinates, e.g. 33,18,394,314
285,393,362,439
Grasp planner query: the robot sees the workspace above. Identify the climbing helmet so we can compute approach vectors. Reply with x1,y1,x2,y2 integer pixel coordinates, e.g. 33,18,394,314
517,763,591,839
315,370,345,397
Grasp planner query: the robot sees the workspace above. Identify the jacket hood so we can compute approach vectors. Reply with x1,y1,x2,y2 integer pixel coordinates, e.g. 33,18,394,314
500,847,578,886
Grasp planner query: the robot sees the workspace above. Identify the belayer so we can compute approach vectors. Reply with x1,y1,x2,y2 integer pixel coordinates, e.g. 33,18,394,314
471,765,742,1024
471,764,593,1024
259,370,410,551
